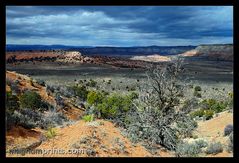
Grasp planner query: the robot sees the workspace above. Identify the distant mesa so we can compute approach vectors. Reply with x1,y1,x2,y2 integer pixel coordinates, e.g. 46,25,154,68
130,54,171,62
6,44,196,56
58,51,93,63
5,44,233,66
180,44,233,61
180,50,198,57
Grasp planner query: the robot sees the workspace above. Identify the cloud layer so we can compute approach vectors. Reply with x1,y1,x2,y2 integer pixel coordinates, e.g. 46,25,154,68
6,6,233,46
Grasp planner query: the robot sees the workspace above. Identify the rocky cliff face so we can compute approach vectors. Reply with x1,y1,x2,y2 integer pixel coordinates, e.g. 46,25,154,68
196,44,233,61
181,44,233,61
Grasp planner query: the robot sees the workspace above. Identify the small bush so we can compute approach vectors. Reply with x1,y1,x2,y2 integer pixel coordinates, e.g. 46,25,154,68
82,114,94,122
46,84,55,94
228,132,233,152
206,142,223,155
6,91,19,113
60,86,74,98
189,84,194,89
39,109,67,129
107,80,111,84
87,91,104,106
96,93,133,119
193,91,202,98
194,86,202,92
70,85,89,101
190,109,214,120
201,99,227,113
203,110,214,120
211,102,227,113
6,111,17,130
8,109,40,129
19,91,46,111
228,92,233,99
36,79,45,86
129,92,139,100
86,79,97,87
175,141,201,157
205,99,217,106
190,109,205,118
45,128,57,139
195,139,208,148
130,87,136,91
224,124,233,136
10,81,21,95
101,90,109,96
55,93,65,108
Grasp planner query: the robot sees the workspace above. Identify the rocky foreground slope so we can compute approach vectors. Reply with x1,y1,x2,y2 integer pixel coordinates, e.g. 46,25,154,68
5,71,152,157
6,71,233,157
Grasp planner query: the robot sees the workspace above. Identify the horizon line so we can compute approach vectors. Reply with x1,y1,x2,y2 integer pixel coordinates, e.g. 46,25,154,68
6,43,233,48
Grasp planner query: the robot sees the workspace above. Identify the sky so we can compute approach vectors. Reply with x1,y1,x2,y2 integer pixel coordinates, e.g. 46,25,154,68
6,6,233,46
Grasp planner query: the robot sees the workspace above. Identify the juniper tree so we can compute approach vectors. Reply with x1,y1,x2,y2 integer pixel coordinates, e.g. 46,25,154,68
126,58,197,151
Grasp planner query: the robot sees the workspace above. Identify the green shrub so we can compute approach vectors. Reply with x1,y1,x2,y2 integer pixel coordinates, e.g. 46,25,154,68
203,99,216,106
70,85,89,101
190,109,205,118
96,93,133,119
46,128,57,139
201,99,227,113
224,92,233,110
19,91,45,111
82,114,94,122
206,142,223,155
190,109,214,120
203,110,214,120
101,90,109,96
194,86,202,92
211,102,226,113
87,91,104,106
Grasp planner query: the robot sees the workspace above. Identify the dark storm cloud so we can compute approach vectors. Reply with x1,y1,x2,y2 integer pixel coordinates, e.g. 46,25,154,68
6,6,233,46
